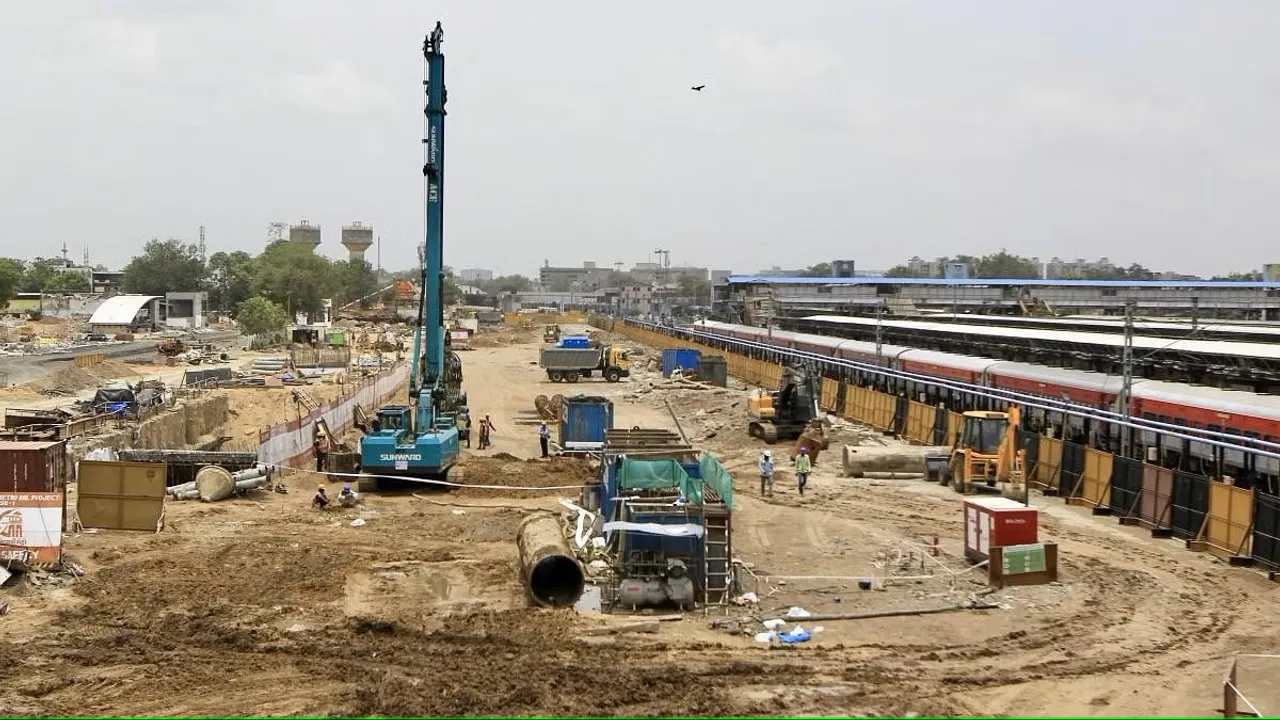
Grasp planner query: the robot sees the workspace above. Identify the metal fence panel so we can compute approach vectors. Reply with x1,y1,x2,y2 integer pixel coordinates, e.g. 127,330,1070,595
1110,457,1144,517
1251,492,1280,568
1170,470,1210,540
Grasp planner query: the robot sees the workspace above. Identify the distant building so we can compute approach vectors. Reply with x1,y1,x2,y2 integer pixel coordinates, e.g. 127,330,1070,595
831,260,856,278
459,268,493,282
164,292,208,329
538,261,614,291
1045,257,1116,280
1265,264,1280,282
710,270,732,286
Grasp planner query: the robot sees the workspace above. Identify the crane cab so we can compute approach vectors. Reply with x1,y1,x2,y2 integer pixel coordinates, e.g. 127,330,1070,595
372,406,411,438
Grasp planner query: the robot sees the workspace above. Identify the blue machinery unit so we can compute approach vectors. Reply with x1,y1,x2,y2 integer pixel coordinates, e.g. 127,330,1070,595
358,22,464,485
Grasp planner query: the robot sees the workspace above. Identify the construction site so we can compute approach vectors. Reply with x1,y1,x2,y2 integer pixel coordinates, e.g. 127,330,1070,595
0,312,1273,716
7,14,1280,719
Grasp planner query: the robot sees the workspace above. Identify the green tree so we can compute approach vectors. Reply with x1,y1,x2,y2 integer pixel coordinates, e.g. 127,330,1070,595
123,239,206,295
235,296,289,335
19,258,65,292
973,251,1040,279
884,264,929,278
207,250,255,311
251,241,338,317
333,258,381,306
799,262,832,277
677,273,711,300
45,270,90,292
1212,270,1264,281
0,258,24,305
442,267,461,305
481,274,533,294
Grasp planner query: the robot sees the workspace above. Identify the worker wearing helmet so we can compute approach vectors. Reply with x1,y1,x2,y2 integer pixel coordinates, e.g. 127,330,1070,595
312,485,330,510
794,447,811,496
758,449,774,497
338,483,358,508
313,427,330,473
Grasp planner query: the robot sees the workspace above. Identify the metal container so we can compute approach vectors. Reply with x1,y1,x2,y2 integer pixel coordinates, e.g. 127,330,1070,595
540,347,602,370
697,355,728,387
661,348,701,378
0,440,68,492
964,497,1039,562
559,395,614,451
558,335,590,348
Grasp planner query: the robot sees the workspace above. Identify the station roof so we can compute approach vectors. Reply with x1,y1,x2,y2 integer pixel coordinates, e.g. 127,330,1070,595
800,314,1280,362
728,275,1280,289
88,294,160,325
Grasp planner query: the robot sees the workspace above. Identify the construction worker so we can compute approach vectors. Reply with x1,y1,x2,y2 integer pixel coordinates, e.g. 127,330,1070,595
312,485,330,510
758,449,774,496
478,415,496,450
539,422,550,458
794,446,812,496
456,408,471,448
314,428,330,473
338,483,358,508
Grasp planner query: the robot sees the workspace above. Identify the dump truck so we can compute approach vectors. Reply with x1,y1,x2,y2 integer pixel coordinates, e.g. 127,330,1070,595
539,345,629,383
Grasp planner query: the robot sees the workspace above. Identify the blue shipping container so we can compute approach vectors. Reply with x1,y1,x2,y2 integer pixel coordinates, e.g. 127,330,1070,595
558,335,591,348
661,348,702,378
559,395,614,450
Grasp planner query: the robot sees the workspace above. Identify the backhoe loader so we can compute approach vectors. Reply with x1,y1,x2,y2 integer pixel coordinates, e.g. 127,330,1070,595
945,406,1026,499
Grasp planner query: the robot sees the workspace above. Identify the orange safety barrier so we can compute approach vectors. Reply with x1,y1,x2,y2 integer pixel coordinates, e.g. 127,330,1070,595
1035,436,1063,491
820,378,839,412
904,401,935,444
1079,447,1114,507
1206,483,1254,558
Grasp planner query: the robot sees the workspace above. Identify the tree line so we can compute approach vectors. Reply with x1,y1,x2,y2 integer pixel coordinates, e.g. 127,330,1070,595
797,253,1266,281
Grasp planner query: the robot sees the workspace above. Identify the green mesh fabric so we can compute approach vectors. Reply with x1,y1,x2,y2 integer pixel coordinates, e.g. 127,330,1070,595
616,457,704,505
698,451,734,511
615,454,734,509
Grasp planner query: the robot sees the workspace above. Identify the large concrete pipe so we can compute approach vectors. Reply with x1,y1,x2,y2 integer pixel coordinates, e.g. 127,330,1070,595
842,445,951,478
517,514,585,607
195,465,235,502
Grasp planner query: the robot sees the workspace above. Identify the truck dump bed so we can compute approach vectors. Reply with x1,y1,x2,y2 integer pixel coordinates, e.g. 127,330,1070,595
539,347,602,369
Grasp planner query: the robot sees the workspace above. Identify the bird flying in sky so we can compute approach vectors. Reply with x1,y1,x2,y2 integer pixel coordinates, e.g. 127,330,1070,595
691,85,705,91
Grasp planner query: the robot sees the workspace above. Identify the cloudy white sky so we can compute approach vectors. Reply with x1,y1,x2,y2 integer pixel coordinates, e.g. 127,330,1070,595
1,1,1276,276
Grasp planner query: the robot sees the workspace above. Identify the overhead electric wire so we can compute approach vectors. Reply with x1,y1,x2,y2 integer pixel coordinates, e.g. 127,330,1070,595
635,321,1280,460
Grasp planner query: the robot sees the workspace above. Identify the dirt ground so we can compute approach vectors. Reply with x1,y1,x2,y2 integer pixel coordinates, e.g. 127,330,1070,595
2,328,1279,716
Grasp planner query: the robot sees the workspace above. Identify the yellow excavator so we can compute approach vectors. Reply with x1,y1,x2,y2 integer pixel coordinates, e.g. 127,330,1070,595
946,406,1026,499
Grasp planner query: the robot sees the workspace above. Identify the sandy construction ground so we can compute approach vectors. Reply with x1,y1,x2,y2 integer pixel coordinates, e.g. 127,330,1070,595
1,330,1278,716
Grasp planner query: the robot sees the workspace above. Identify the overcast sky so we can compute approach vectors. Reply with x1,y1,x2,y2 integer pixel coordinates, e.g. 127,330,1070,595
1,1,1276,277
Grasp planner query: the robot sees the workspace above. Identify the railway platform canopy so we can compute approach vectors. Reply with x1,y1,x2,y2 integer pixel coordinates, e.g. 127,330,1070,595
721,275,1280,323
792,314,1280,392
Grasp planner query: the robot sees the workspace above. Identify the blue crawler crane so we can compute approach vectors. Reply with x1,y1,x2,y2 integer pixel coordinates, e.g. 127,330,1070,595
357,22,465,489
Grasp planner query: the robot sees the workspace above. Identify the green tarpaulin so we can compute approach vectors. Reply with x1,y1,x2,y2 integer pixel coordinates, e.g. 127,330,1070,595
615,452,734,511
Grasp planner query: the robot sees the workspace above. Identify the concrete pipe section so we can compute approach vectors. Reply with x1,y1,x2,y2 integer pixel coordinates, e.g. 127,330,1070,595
842,445,952,478
517,514,585,607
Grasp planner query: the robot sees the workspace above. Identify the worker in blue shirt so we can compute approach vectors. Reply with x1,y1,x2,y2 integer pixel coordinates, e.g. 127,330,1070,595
758,450,774,497
539,422,550,458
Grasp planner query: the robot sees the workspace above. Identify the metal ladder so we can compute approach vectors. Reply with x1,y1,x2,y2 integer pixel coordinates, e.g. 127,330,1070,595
703,512,731,606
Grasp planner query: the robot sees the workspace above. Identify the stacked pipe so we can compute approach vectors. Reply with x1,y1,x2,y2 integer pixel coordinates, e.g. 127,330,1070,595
167,464,269,501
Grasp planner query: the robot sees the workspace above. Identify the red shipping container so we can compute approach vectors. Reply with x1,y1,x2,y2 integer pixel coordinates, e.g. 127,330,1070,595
0,441,68,493
964,497,1039,562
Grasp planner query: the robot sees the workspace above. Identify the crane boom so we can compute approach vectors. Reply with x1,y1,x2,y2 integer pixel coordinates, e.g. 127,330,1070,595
356,21,464,488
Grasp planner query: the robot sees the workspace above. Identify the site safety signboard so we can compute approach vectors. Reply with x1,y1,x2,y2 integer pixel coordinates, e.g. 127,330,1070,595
0,492,63,564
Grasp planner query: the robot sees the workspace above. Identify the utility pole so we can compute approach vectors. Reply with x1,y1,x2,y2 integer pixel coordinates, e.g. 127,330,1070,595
1120,299,1135,458
875,301,884,361
199,225,207,264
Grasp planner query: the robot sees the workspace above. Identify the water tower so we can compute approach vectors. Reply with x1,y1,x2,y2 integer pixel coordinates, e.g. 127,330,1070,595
289,220,321,251
341,222,374,262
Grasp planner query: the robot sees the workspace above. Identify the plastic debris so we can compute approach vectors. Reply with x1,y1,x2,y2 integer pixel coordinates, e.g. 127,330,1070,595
753,631,776,643
733,591,759,605
786,606,812,618
778,627,811,643
349,518,367,527
762,618,786,630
